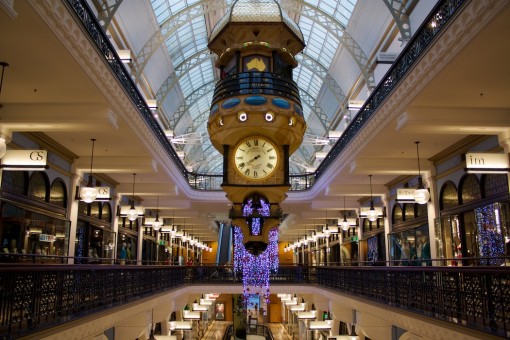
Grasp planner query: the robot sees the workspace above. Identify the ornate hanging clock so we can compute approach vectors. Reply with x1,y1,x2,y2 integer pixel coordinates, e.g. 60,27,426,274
234,136,279,180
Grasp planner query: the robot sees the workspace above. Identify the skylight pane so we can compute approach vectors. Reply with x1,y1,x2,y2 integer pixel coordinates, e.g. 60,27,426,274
165,18,208,67
178,63,214,98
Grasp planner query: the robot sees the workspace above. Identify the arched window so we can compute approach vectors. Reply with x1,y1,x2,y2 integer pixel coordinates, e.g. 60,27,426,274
78,201,89,215
360,218,370,236
90,202,101,219
482,174,508,197
459,174,481,204
362,217,370,233
28,172,49,201
392,204,403,224
1,171,28,194
416,203,427,218
49,178,67,208
101,203,112,223
440,181,458,210
403,203,415,220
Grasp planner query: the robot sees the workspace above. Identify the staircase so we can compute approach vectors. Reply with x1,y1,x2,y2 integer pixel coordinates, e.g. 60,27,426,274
217,223,232,264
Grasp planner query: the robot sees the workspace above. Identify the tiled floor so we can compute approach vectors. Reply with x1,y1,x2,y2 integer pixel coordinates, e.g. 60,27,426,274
201,321,293,339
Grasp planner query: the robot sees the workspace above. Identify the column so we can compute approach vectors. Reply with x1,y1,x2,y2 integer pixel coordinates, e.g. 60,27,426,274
67,171,83,264
137,218,143,265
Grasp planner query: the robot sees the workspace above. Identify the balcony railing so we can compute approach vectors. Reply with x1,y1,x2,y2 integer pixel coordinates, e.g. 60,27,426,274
211,72,301,108
65,0,468,192
1,264,508,339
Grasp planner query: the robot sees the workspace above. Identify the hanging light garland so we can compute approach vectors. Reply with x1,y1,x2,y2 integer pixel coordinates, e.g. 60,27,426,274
242,196,271,235
234,227,279,305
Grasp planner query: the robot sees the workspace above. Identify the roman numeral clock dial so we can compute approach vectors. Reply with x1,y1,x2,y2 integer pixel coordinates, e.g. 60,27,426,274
234,136,279,180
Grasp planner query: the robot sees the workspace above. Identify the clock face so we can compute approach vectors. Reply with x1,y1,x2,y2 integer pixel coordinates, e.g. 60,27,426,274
234,137,279,180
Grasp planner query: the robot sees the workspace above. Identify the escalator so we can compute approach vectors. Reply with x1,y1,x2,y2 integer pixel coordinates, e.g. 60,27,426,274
217,222,232,265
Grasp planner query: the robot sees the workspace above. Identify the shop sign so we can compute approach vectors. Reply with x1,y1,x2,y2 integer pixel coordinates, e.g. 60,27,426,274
348,100,364,110
359,206,384,217
377,52,398,63
397,188,415,202
39,234,56,242
1,150,48,170
96,187,110,200
465,152,509,173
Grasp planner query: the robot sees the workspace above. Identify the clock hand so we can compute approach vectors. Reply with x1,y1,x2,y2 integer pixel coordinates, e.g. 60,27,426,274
246,154,260,165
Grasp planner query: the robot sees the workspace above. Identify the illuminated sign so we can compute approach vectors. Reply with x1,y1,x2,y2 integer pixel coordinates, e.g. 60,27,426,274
465,152,509,173
39,234,56,242
359,206,384,217
1,150,48,170
397,188,416,202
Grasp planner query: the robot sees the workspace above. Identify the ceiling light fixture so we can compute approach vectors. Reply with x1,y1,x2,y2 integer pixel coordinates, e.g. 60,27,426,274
341,196,350,231
414,141,430,204
80,138,98,203
367,175,378,222
127,173,139,221
153,196,162,231
170,210,177,237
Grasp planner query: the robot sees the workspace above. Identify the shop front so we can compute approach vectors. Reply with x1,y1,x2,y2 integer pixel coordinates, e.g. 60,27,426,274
1,171,71,263
75,200,115,263
389,202,429,266
436,174,510,266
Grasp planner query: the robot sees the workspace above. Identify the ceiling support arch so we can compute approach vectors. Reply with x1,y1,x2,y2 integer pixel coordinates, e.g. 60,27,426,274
382,0,413,43
281,0,376,89
97,0,124,30
155,50,214,106
131,0,231,83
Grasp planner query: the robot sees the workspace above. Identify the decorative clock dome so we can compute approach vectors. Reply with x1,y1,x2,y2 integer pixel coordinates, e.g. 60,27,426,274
208,0,305,61
208,0,306,258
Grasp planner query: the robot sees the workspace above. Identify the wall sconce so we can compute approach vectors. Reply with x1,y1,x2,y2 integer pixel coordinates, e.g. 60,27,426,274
414,141,430,204
367,175,378,222
80,139,98,203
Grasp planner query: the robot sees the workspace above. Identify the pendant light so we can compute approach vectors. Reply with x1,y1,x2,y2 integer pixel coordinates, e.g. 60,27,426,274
170,210,177,237
127,173,139,221
413,141,430,204
80,138,98,203
153,196,162,231
323,210,331,236
341,196,350,231
367,175,378,222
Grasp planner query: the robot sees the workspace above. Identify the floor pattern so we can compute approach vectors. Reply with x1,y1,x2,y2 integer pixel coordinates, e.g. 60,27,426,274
201,321,293,339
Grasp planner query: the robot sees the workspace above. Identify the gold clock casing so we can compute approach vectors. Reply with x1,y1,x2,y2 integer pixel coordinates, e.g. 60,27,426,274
233,136,279,181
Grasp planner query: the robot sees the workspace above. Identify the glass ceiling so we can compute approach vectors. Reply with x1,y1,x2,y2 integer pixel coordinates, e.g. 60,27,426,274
148,0,361,174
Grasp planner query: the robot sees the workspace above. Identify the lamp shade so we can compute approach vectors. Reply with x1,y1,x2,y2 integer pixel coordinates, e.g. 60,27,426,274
414,188,430,205
367,208,378,222
341,218,350,231
153,218,162,230
127,206,138,221
80,186,98,203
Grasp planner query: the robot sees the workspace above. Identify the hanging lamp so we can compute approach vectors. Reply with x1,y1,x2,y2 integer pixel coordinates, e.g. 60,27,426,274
80,138,98,203
413,141,430,204
341,196,350,231
127,173,139,221
170,210,177,237
153,196,162,231
367,175,378,222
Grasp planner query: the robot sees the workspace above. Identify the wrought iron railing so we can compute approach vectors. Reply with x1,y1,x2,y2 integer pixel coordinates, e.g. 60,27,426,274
314,0,467,179
65,0,469,192
211,72,301,107
1,264,508,338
